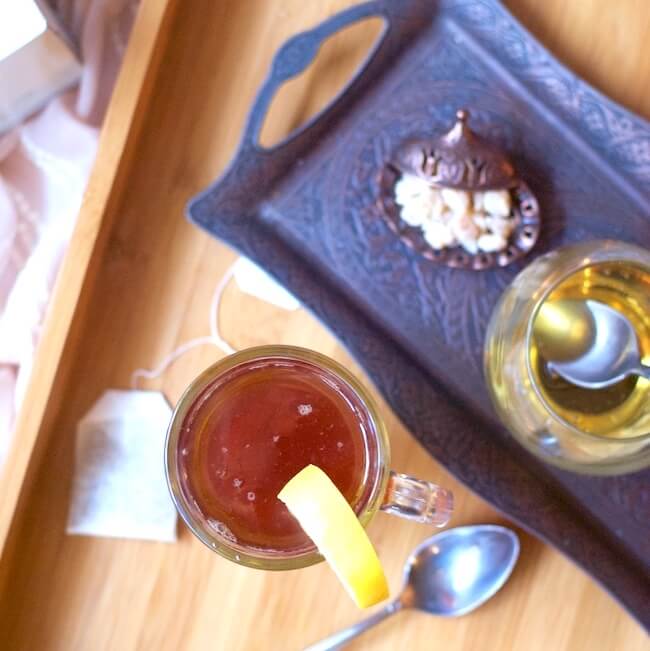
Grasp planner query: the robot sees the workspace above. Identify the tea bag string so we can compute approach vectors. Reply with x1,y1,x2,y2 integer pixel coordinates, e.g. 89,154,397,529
130,262,238,389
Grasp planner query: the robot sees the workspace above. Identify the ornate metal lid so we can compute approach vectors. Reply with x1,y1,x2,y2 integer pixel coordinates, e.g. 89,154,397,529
398,109,517,190
377,109,541,270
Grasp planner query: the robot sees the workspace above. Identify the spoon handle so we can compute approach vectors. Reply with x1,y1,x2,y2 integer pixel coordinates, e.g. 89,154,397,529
636,363,650,381
303,599,403,651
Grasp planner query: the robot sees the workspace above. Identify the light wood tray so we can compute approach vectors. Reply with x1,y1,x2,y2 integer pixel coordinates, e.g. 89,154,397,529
0,1,648,650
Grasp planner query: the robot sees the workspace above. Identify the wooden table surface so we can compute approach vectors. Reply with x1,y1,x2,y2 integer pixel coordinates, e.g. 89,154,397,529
1,1,649,650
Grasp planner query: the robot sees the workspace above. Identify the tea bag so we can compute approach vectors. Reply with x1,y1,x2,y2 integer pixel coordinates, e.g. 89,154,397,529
66,390,177,542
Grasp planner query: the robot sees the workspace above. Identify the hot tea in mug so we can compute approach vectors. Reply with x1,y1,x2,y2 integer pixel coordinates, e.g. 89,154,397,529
166,346,453,569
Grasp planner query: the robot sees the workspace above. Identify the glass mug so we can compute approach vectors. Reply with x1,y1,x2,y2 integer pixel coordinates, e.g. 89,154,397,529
485,240,650,475
165,346,453,569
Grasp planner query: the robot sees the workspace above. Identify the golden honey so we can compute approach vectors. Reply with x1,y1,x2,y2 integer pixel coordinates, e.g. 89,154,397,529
531,262,650,439
484,240,650,474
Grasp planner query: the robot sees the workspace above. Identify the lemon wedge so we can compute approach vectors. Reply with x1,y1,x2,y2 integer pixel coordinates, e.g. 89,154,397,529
278,464,389,608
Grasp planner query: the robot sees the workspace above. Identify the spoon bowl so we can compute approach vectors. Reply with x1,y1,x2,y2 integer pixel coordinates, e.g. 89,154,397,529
404,525,520,616
533,299,597,363
305,525,519,650
535,299,650,390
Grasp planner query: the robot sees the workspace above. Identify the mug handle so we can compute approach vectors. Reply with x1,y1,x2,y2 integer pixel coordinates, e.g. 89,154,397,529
381,471,453,526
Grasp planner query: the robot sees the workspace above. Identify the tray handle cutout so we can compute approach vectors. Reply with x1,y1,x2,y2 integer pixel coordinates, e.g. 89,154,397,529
240,0,411,153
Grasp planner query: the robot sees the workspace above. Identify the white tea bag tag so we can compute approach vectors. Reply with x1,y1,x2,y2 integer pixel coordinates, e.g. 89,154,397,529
233,256,300,311
67,390,177,542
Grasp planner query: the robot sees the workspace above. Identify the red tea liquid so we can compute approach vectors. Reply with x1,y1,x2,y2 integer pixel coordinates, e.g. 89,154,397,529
177,356,380,553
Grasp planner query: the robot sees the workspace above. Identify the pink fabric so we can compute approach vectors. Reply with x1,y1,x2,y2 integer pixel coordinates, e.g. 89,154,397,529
0,0,138,464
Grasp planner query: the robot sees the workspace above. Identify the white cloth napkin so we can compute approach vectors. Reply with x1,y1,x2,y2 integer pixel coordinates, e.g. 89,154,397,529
0,0,139,469
66,389,177,542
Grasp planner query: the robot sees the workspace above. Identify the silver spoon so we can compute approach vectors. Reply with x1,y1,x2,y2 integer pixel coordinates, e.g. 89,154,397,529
534,299,650,390
304,525,519,651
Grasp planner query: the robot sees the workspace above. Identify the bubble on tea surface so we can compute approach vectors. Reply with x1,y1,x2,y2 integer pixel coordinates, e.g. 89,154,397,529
247,491,256,501
233,478,243,488
297,403,313,416
181,447,189,456
221,446,228,454
336,441,343,450
272,435,280,443
207,518,237,542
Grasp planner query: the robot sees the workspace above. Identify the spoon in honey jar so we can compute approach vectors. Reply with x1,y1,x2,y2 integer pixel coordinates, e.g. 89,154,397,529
534,299,650,389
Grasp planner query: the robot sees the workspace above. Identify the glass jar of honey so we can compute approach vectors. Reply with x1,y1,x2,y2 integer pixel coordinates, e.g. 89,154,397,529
485,240,650,475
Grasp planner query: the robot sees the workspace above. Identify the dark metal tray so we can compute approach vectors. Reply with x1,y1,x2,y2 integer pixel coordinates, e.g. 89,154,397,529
188,0,650,629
